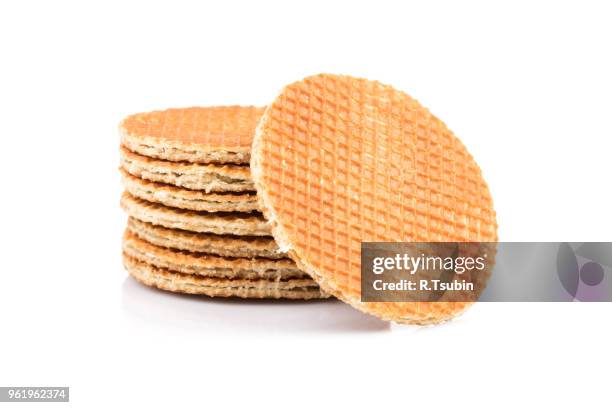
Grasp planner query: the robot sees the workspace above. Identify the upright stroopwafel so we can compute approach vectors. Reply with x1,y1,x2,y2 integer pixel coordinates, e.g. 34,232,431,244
251,74,498,324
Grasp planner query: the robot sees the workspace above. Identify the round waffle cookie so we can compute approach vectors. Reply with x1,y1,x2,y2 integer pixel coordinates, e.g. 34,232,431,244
120,192,271,236
251,74,498,324
123,255,328,300
123,230,305,280
120,170,258,213
120,106,265,164
120,146,254,192
127,218,284,259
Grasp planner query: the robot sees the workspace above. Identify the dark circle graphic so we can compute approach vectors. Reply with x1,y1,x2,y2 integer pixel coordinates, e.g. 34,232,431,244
580,262,604,286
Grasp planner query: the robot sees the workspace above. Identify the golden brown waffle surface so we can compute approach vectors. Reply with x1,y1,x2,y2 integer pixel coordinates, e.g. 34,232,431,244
251,74,498,324
120,106,265,164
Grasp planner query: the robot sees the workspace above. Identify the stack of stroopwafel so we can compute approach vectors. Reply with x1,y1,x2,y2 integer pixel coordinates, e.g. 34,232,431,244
119,106,328,300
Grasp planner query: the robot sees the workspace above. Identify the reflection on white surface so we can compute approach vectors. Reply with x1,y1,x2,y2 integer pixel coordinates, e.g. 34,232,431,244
121,277,390,333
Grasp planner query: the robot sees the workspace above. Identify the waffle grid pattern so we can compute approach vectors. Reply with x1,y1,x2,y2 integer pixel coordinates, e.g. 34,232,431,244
252,74,497,323
121,106,265,148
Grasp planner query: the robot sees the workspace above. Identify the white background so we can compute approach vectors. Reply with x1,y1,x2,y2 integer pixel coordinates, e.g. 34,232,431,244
1,1,611,407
